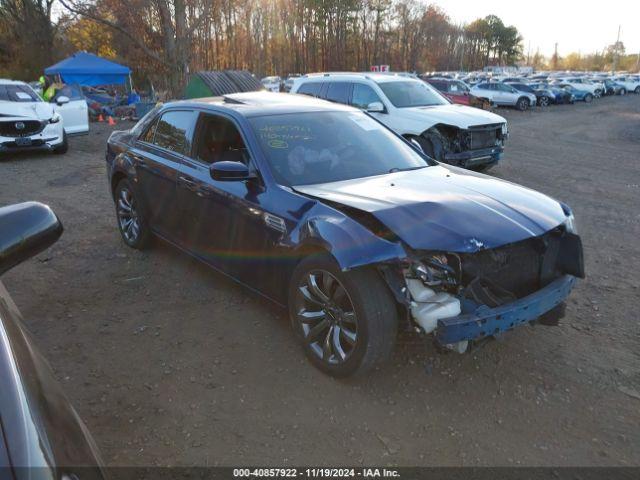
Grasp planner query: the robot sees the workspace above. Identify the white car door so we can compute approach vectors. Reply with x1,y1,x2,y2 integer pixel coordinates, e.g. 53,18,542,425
51,85,89,134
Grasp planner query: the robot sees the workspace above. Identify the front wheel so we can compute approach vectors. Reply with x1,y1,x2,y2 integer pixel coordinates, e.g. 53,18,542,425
584,94,593,103
289,254,398,378
516,97,529,111
538,96,550,107
619,88,626,96
114,179,151,249
635,86,640,94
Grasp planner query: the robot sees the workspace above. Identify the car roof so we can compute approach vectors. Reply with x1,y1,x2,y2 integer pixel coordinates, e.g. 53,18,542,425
166,91,357,117
299,72,420,84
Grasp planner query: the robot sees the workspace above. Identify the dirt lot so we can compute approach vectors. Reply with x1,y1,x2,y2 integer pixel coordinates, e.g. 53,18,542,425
1,95,639,467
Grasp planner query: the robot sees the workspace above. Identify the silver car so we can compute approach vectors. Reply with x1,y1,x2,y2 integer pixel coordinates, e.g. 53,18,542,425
470,82,537,111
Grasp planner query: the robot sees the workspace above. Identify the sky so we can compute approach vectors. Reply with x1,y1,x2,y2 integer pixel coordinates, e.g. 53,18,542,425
434,0,640,57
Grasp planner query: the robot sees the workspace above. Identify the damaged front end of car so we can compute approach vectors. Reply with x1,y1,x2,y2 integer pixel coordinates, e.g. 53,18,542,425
420,122,507,170
379,223,584,353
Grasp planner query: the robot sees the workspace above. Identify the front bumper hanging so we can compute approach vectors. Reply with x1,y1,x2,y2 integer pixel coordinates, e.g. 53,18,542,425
434,274,577,345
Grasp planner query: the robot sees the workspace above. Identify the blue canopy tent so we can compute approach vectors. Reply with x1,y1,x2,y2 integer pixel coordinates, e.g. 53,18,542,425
45,52,131,87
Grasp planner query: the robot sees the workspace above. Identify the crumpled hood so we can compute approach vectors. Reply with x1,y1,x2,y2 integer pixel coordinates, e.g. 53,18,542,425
294,166,568,253
0,101,55,121
398,103,506,129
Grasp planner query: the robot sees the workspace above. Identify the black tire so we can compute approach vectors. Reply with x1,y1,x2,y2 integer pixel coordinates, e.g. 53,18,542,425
516,97,529,111
594,89,602,98
584,94,593,103
620,88,626,96
114,178,151,249
289,253,398,378
538,96,550,107
53,132,68,154
635,86,640,94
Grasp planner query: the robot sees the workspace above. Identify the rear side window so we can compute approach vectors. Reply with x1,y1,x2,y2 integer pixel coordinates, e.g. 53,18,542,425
297,82,321,97
477,83,491,90
325,82,350,104
152,110,197,155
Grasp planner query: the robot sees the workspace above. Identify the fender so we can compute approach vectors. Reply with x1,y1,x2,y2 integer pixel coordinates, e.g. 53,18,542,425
284,202,407,271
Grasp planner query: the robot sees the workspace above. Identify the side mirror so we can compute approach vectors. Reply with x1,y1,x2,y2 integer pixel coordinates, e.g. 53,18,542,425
210,161,255,181
56,96,70,105
0,202,63,276
366,102,385,113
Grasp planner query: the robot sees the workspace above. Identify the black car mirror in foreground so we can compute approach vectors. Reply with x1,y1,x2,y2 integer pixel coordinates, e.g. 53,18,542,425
0,202,63,276
210,160,255,181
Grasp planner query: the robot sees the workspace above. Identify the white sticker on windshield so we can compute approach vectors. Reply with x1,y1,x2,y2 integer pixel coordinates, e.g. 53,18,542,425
349,114,380,131
15,92,32,100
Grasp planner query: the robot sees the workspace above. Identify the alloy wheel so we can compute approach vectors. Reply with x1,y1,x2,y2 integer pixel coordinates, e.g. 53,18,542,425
117,187,140,243
295,270,358,365
539,96,549,107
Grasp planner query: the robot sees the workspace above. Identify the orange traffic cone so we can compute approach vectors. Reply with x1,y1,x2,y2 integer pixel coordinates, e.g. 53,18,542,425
97,114,104,122
108,116,116,126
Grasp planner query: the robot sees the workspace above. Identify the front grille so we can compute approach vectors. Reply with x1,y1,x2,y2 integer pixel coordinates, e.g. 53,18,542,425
0,120,46,137
459,231,563,298
468,124,501,150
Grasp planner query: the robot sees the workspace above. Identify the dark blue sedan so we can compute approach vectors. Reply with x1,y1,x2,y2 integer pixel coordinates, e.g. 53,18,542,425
106,92,584,377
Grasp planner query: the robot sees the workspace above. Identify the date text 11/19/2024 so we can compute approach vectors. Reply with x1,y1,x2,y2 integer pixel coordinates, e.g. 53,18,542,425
233,468,401,478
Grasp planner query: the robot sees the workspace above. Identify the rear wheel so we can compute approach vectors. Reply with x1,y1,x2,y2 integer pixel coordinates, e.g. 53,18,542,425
635,86,640,94
584,94,593,103
620,88,627,96
538,96,550,107
516,97,529,111
53,132,68,154
289,254,398,378
114,179,151,249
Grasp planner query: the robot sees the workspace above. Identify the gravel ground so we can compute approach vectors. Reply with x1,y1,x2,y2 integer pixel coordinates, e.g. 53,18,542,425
1,95,639,467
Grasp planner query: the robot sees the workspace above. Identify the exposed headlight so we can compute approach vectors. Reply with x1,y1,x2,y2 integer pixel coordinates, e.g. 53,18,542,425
411,254,459,288
501,123,508,135
49,113,61,124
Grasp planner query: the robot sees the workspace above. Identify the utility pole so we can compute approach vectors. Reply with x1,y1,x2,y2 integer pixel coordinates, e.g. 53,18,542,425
552,42,558,70
612,25,621,73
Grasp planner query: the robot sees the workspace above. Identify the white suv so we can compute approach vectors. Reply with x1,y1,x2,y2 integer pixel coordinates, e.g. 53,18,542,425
0,79,68,154
291,73,508,170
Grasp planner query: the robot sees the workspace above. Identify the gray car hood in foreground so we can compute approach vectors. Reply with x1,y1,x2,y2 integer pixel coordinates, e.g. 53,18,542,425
294,165,568,253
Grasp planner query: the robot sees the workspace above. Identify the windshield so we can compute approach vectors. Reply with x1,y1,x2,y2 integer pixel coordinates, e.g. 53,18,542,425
249,111,429,186
377,81,449,108
0,84,41,102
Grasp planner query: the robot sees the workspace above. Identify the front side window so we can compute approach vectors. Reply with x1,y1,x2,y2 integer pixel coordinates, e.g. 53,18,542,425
152,110,196,155
377,81,448,107
194,113,250,165
249,111,429,186
0,84,41,102
51,84,84,102
325,82,351,104
350,83,382,109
